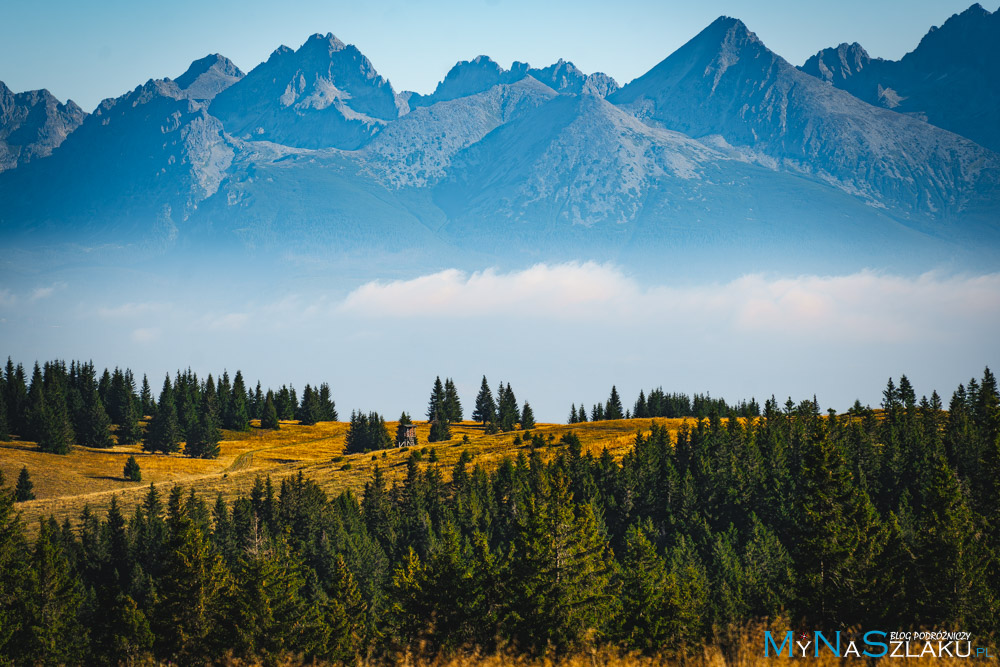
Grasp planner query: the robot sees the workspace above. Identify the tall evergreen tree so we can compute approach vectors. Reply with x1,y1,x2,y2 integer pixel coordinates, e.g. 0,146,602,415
261,390,280,430
606,386,624,420
20,519,87,664
76,362,113,448
227,370,250,432
443,378,463,423
116,386,143,446
144,375,181,454
427,376,446,422
504,472,617,651
186,384,221,459
0,467,29,658
497,383,519,432
428,408,451,443
472,376,496,426
317,383,338,421
0,388,7,441
520,402,536,430
297,384,322,426
139,374,154,417
154,489,229,662
15,466,35,502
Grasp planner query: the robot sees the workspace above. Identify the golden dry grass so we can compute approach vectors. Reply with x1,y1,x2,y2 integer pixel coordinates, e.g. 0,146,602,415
0,417,696,533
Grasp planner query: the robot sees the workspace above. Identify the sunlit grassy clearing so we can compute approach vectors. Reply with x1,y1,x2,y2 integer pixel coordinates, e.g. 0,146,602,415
1,417,696,532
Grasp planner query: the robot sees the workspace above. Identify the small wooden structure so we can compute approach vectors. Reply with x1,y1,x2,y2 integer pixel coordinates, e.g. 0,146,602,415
397,424,417,448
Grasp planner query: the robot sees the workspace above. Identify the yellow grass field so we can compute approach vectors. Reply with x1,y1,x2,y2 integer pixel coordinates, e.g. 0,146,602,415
0,418,696,532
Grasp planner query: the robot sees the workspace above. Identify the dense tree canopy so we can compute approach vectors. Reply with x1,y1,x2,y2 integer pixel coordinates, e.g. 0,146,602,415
1,367,999,663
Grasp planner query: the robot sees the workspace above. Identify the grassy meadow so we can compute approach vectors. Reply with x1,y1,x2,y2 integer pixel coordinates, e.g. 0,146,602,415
0,417,695,532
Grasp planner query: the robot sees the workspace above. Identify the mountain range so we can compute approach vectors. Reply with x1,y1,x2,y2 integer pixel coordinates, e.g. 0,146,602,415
1,4,998,278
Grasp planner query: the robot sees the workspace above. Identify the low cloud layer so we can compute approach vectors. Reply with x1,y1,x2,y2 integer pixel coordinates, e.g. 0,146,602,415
341,263,1000,345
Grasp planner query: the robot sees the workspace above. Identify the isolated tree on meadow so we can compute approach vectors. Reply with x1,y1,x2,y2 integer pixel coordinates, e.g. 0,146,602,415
124,456,142,482
472,377,496,426
520,402,536,430
15,467,35,502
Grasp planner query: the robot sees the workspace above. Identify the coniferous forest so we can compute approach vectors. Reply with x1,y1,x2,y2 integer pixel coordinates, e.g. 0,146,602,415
0,362,999,664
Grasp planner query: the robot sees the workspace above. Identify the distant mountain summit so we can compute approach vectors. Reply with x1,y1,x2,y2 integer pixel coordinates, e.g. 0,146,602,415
173,54,244,101
408,56,619,108
0,82,86,172
209,33,402,149
800,3,1000,152
610,16,997,221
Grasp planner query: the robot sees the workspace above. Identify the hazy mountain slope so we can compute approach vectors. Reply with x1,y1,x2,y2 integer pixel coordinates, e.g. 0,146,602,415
0,75,235,244
209,33,402,149
431,91,959,273
361,77,558,187
801,3,1000,153
610,16,1000,227
0,81,86,172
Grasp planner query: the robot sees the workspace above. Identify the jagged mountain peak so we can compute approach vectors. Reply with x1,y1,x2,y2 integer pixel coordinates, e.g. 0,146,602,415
1,81,87,171
904,2,999,70
801,42,872,85
173,53,244,101
410,56,515,107
208,31,401,149
303,32,347,51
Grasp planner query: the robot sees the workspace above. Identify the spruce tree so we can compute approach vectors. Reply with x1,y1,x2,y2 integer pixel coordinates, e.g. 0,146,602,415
116,387,143,446
261,391,280,430
139,374,154,417
497,383,519,432
155,490,229,662
21,519,87,664
144,375,181,454
0,467,28,658
76,362,113,448
186,387,221,459
4,358,29,436
318,382,338,421
124,455,142,482
472,376,496,425
297,384,322,425
227,371,250,431
15,466,35,502
505,471,617,650
520,402,536,430
427,376,446,421
324,554,367,662
619,522,671,652
428,408,451,443
0,388,8,440
444,378,463,422
606,385,624,420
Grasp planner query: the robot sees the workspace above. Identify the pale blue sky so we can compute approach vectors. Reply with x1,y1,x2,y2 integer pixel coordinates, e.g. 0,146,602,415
1,0,993,111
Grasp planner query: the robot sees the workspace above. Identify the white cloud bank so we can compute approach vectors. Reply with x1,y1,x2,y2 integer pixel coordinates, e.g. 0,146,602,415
339,263,1000,345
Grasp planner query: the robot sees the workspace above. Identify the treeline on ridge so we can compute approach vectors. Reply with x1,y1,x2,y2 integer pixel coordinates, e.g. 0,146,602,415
570,386,761,423
0,358,336,457
0,369,998,664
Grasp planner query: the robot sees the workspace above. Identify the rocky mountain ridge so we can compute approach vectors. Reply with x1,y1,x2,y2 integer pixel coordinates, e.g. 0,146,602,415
1,6,997,275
